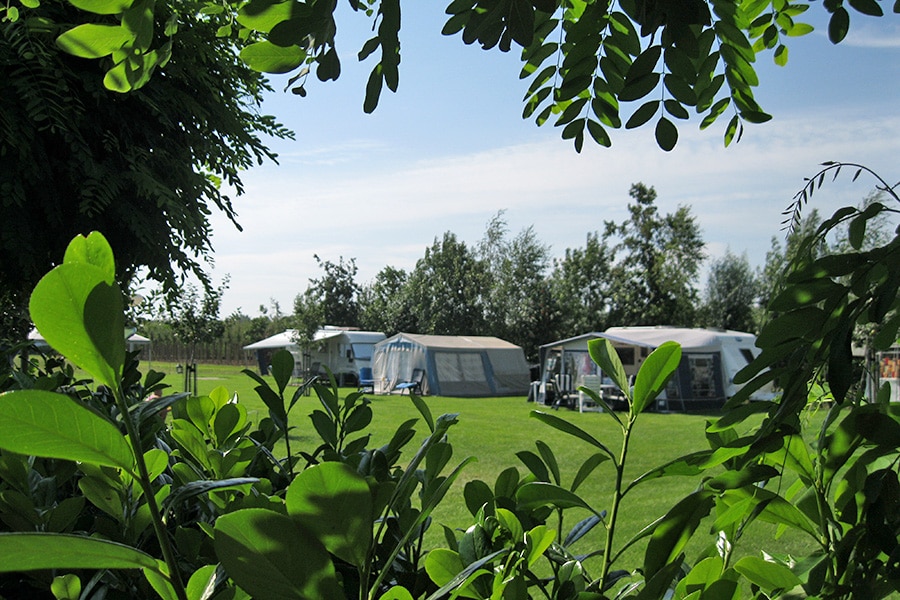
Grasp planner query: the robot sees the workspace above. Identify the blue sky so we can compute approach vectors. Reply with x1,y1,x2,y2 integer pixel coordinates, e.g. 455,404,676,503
208,5,900,317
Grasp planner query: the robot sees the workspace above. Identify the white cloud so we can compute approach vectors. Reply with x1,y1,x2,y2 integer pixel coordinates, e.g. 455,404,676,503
210,105,899,317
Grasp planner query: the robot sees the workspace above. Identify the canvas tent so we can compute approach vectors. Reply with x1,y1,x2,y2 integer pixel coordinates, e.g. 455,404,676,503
243,327,385,383
538,327,770,411
28,328,151,356
372,333,530,397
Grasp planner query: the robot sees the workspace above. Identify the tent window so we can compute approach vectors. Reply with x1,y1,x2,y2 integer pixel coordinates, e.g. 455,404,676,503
435,352,487,383
689,355,717,399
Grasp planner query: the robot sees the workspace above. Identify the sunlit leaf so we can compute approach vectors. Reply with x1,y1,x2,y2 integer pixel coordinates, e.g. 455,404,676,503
239,40,305,73
632,342,681,414
734,556,803,592
0,390,134,472
56,23,133,58
30,242,124,390
0,533,159,572
66,0,132,12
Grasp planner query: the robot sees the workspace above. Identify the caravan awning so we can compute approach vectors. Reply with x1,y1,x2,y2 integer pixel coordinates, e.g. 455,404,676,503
243,330,299,350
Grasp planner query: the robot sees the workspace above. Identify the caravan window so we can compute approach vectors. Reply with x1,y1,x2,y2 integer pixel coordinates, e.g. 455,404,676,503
352,343,376,361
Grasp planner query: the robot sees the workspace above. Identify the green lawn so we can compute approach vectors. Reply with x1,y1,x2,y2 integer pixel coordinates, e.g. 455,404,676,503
143,361,820,575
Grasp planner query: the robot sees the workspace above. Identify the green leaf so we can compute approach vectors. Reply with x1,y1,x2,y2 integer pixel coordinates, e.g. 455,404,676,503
571,453,609,492
0,390,135,473
285,462,373,567
655,117,678,151
588,338,629,397
828,7,850,43
214,508,341,599
379,586,415,600
270,349,294,394
625,100,659,129
619,72,660,102
0,533,159,572
239,40,305,73
530,410,616,460
625,45,661,80
29,256,124,391
56,24,133,59
644,491,714,578
774,43,788,65
733,556,802,592
237,0,302,33
848,0,884,15
632,342,681,414
51,573,81,600
724,114,741,146
586,119,612,147
63,231,116,279
67,0,134,14
516,482,597,514
463,479,494,516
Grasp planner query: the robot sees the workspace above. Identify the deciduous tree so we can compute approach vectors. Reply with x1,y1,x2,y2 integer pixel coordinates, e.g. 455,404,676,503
0,0,290,341
605,183,705,326
700,250,760,332
405,232,486,335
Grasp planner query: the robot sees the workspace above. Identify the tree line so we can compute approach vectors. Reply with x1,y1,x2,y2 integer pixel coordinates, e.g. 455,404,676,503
146,183,774,364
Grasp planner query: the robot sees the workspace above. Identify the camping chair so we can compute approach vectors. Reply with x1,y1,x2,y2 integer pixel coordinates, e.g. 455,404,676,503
552,373,575,408
358,367,375,393
577,374,603,413
395,368,425,395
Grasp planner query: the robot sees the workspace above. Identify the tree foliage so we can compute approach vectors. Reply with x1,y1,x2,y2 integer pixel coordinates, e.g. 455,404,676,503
15,0,894,156
359,266,417,336
550,231,615,333
700,249,759,332
0,0,291,341
405,232,487,335
480,213,560,360
605,183,705,326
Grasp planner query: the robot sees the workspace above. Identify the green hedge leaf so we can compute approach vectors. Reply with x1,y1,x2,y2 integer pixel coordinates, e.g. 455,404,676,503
215,508,341,599
30,253,124,391
632,342,681,414
285,462,373,567
530,410,616,459
516,482,597,514
644,491,714,578
0,390,134,472
0,533,159,572
734,556,802,592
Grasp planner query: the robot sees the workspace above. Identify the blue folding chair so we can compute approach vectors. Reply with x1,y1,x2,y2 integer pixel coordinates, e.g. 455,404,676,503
395,368,425,395
358,367,375,393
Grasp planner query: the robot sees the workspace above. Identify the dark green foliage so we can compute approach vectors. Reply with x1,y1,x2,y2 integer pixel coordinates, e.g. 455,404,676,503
0,0,291,342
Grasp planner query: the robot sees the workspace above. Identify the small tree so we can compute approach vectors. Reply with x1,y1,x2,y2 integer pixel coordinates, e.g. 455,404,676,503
700,250,760,332
605,183,705,327
162,278,228,393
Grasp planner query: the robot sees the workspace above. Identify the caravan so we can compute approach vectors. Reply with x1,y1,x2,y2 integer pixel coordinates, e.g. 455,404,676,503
243,327,385,384
538,327,770,411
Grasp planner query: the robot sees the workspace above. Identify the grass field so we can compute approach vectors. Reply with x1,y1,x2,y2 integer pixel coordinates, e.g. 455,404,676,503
142,361,821,576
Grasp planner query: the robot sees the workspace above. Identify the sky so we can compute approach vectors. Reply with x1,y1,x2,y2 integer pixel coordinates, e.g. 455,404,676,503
205,4,900,318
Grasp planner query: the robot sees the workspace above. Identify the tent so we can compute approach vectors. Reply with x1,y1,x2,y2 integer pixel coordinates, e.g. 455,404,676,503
243,327,385,383
28,328,151,356
372,333,531,397
538,326,770,411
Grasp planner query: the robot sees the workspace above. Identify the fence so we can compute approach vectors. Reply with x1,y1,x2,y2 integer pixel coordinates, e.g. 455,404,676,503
136,341,256,366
